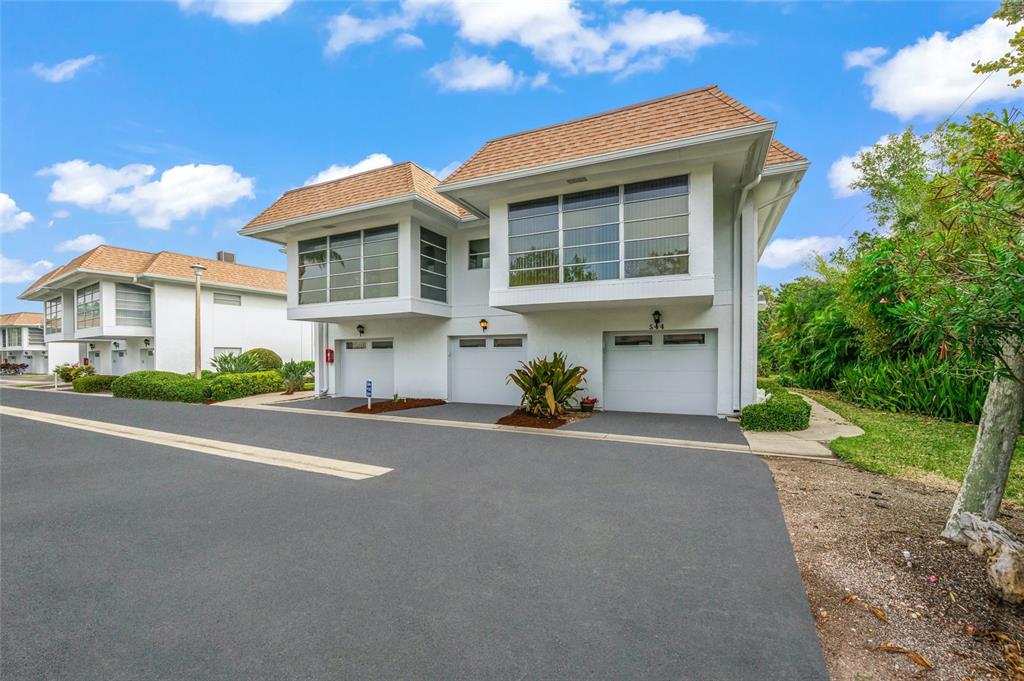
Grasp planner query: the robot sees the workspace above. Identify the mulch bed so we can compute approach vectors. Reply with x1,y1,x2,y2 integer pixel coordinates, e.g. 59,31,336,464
349,398,446,414
496,409,569,429
766,457,1024,681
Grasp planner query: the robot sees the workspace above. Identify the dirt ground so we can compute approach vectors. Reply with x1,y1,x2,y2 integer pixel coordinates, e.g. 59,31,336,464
766,457,1024,680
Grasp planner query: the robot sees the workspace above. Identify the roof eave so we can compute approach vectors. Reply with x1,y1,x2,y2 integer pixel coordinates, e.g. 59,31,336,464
138,273,286,296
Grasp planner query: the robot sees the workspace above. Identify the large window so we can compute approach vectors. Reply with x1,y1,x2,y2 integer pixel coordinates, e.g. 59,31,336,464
45,297,62,334
508,174,689,287
115,283,152,326
420,227,447,303
298,225,399,304
5,328,22,347
28,327,44,344
468,238,490,269
76,283,100,329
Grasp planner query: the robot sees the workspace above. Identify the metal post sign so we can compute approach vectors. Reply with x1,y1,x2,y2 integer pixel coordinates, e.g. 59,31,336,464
365,379,373,410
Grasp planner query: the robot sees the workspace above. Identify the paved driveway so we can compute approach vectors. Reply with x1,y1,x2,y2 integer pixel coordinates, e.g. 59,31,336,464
1,388,825,680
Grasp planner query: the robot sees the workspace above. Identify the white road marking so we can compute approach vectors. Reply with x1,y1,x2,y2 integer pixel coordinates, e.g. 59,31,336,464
0,405,392,480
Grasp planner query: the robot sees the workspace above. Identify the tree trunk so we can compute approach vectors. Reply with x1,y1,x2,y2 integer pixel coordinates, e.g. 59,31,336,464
943,341,1024,541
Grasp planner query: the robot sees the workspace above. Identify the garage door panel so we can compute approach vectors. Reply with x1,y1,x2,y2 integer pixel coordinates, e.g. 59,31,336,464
604,331,717,415
451,338,525,405
338,340,394,398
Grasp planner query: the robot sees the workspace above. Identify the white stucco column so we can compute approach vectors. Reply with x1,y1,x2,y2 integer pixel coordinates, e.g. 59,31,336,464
739,195,759,408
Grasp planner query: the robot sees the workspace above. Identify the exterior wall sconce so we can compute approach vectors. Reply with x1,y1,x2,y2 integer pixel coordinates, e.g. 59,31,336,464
650,310,664,330
479,319,489,332
112,341,120,349
144,338,151,347
356,324,365,336
89,343,95,350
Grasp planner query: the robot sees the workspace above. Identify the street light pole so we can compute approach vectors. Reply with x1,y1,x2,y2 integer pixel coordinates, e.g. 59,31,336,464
191,263,206,380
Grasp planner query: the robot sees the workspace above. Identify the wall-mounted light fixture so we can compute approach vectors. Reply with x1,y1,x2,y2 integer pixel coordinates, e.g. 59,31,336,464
356,324,365,336
89,343,95,350
649,310,664,330
479,319,489,332
112,341,120,349
144,338,151,347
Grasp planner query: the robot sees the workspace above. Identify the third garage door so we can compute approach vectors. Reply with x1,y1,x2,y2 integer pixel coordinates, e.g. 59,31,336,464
603,330,717,415
450,336,526,405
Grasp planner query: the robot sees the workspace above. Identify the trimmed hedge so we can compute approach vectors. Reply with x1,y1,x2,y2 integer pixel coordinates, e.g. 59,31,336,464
741,381,811,431
208,370,283,402
72,374,116,393
239,348,282,371
111,371,210,403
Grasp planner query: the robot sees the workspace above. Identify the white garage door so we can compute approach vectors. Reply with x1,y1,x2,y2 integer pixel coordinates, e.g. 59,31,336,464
450,336,526,405
603,330,717,415
338,339,395,399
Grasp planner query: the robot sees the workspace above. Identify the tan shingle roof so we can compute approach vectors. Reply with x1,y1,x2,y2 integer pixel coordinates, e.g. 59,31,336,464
245,161,470,229
20,245,286,297
441,85,805,185
0,312,43,327
766,140,804,166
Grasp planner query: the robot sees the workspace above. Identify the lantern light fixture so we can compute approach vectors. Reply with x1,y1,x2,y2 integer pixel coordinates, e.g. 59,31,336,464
479,319,489,332
356,324,365,336
650,310,664,330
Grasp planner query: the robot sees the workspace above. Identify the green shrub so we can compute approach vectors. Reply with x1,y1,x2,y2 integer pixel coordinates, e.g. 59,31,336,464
507,352,587,418
55,363,95,382
277,361,309,395
740,384,811,431
208,370,283,401
111,371,211,403
834,354,988,423
72,374,115,393
239,348,282,371
210,352,262,374
295,360,315,377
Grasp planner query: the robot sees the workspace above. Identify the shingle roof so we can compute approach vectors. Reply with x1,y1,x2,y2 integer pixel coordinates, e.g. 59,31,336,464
0,312,43,327
20,245,287,297
440,85,806,185
245,161,470,229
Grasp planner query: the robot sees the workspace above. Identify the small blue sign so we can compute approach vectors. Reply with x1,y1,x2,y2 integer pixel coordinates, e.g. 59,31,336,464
365,380,373,398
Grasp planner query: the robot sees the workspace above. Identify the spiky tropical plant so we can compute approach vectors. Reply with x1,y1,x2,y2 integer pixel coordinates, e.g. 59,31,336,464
277,360,309,395
506,352,587,418
210,352,262,374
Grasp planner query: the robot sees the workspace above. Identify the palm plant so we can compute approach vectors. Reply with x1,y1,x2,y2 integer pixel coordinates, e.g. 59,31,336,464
210,352,262,374
277,360,309,395
507,352,587,418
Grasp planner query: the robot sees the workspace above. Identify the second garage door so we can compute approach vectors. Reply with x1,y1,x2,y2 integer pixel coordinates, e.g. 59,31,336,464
450,336,526,405
338,338,395,398
603,330,717,415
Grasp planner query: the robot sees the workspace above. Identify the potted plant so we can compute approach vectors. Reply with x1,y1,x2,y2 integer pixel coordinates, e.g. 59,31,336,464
579,396,598,413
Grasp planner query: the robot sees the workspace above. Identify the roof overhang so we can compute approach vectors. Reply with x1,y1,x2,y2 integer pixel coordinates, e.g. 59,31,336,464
20,268,286,300
755,160,810,256
436,122,776,217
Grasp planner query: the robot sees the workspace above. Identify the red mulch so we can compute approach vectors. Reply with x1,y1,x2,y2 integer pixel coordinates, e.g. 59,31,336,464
348,398,446,414
497,409,568,429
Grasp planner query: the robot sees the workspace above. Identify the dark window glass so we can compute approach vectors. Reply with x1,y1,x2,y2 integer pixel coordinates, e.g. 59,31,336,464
664,333,705,345
493,337,523,348
371,340,394,349
614,335,653,346
468,238,490,269
623,175,688,202
459,338,486,348
508,196,558,220
562,186,617,211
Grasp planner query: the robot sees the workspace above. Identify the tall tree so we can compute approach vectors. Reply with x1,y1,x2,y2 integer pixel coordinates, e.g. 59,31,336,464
974,0,1024,88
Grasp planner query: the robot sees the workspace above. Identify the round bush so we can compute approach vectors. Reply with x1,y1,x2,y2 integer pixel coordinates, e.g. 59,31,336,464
72,374,116,393
208,370,283,401
239,348,282,371
740,385,811,431
111,371,210,403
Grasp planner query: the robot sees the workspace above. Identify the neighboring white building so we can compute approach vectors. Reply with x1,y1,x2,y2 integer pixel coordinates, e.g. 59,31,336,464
19,246,314,376
0,312,79,373
239,86,807,416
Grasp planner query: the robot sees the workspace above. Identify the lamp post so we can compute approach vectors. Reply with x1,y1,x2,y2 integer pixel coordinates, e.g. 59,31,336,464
191,263,206,379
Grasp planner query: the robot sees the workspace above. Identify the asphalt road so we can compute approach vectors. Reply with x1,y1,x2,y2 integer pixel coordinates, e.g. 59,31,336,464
1,388,826,680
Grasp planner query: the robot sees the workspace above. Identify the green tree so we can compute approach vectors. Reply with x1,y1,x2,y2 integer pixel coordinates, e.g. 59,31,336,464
973,0,1024,88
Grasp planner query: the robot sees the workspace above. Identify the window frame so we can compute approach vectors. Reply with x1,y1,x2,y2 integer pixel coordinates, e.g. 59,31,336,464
419,226,448,303
75,283,101,330
114,283,152,327
298,225,399,305
213,292,242,306
468,238,490,270
44,297,62,335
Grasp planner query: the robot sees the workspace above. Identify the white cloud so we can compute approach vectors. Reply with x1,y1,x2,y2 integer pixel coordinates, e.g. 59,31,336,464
395,33,425,48
304,153,394,186
178,0,292,24
843,46,887,69
0,255,55,284
55,233,106,253
760,236,847,269
847,18,1024,120
38,160,254,229
0,193,34,233
326,1,723,77
530,72,550,89
427,160,462,179
428,55,519,92
53,209,71,219
31,55,96,83
828,135,893,199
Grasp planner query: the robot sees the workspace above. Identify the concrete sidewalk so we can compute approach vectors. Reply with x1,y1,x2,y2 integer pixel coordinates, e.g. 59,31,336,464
743,393,863,459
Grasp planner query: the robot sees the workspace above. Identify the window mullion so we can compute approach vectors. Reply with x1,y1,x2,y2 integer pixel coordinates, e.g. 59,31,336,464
557,195,564,284
618,184,625,280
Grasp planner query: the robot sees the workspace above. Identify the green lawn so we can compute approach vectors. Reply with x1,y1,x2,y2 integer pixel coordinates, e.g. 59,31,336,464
803,390,1024,505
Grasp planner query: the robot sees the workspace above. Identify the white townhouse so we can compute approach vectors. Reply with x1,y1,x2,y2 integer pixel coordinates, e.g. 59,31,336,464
239,86,807,416
0,312,79,373
19,245,314,375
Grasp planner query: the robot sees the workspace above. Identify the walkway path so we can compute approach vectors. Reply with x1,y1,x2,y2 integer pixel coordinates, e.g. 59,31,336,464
743,393,863,460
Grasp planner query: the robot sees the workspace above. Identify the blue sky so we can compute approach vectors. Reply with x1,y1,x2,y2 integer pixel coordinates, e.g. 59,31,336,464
2,0,1020,312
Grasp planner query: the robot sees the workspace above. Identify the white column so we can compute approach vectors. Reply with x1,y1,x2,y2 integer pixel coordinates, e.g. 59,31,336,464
739,195,759,408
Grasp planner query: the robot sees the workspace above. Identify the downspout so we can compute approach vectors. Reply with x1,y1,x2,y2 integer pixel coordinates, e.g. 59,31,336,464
733,173,761,412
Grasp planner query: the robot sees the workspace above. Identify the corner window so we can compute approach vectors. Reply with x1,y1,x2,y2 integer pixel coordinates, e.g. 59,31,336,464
115,283,152,326
214,292,241,306
298,225,399,305
45,297,62,334
468,238,490,270
420,227,447,303
76,283,101,329
508,196,559,287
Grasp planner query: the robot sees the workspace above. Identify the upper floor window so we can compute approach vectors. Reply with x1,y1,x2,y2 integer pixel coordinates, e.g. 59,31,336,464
214,292,242,306
76,283,100,329
420,227,447,303
4,328,22,347
298,225,399,304
115,283,152,326
45,297,62,334
28,327,43,345
508,174,689,287
468,238,490,269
